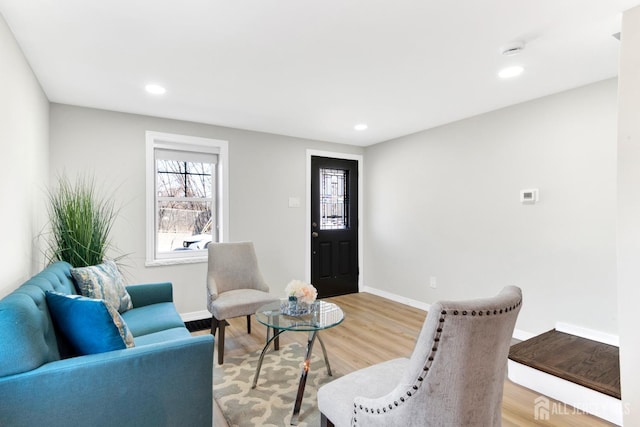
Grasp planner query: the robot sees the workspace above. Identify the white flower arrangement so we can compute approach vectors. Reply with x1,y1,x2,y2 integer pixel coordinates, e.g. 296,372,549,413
285,280,318,305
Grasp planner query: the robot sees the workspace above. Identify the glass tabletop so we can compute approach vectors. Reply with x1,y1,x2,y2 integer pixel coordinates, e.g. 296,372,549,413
255,300,344,332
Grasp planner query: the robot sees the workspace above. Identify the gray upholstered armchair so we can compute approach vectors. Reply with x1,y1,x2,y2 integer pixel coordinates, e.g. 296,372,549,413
317,286,522,427
206,242,279,364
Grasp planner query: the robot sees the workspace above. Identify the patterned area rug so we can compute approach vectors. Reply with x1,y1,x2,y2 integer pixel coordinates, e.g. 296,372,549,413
213,342,340,426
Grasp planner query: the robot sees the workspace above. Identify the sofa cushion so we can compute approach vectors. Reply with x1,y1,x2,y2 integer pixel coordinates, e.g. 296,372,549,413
133,327,192,347
71,260,132,313
45,291,135,355
121,302,185,337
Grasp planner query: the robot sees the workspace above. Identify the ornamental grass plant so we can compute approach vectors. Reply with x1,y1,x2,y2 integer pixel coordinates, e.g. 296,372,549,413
45,174,118,267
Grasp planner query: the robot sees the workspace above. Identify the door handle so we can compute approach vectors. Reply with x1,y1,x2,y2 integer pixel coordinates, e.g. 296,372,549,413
312,232,319,238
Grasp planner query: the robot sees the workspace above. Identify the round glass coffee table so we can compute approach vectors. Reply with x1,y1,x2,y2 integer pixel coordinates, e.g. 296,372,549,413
252,300,345,425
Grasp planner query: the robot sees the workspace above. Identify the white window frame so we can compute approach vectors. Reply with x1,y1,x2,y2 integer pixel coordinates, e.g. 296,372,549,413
145,131,229,266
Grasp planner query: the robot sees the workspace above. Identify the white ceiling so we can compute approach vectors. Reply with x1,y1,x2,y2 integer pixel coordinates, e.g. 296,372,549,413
1,0,639,146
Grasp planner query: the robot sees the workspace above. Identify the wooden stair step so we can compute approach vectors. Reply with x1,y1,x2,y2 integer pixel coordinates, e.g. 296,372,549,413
508,329,620,399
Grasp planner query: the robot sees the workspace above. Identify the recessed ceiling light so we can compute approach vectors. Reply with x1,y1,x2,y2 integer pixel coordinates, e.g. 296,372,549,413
145,84,166,95
354,123,368,131
498,66,524,79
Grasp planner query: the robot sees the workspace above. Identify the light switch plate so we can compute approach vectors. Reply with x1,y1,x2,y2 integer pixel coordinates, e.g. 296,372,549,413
288,197,301,208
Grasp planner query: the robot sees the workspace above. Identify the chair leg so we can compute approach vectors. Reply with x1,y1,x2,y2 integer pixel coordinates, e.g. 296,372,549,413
320,413,334,427
210,316,218,336
217,319,226,365
247,315,251,334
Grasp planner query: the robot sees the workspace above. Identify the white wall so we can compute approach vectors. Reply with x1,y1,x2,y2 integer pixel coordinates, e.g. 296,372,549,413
364,79,618,337
0,14,49,297
1,5,622,344
49,104,363,315
617,5,640,425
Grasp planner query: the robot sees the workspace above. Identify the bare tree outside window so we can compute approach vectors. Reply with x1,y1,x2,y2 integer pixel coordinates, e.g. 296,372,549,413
156,160,215,252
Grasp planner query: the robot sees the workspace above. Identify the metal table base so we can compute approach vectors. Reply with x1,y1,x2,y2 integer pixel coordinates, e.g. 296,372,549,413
252,329,333,425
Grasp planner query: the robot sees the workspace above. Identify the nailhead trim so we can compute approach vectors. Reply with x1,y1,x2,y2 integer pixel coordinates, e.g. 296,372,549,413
351,298,522,425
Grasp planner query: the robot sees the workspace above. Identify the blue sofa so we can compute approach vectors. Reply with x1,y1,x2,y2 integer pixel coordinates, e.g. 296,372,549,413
0,261,214,427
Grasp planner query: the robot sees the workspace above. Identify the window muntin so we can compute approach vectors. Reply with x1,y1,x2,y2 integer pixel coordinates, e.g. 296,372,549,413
156,159,213,199
319,167,349,230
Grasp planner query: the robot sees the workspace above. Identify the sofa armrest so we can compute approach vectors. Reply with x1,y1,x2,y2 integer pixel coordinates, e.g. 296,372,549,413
0,335,214,427
126,282,173,307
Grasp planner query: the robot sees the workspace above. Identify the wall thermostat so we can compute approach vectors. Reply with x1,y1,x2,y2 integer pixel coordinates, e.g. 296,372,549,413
520,189,539,204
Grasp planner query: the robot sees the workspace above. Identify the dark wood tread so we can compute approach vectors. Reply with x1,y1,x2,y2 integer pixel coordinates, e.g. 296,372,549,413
508,329,620,399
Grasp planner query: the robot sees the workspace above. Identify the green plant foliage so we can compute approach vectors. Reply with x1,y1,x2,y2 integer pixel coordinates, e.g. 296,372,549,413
46,175,118,267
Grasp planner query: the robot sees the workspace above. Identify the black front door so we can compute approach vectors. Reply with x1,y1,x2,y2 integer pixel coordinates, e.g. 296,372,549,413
310,156,359,298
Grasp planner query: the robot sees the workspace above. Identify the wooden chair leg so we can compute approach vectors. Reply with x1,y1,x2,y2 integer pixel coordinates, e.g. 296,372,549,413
210,316,218,336
320,413,334,427
247,315,251,334
217,319,225,365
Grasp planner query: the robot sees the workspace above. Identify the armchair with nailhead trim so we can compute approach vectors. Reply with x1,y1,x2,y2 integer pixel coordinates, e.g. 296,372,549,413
317,286,522,427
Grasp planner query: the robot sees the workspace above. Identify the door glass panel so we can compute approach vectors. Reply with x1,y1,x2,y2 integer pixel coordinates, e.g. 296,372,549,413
320,168,349,230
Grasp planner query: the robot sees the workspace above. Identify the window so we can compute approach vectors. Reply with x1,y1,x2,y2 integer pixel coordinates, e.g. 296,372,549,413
146,131,228,265
319,167,350,230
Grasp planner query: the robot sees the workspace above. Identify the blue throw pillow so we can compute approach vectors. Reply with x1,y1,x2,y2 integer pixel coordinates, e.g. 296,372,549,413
45,291,135,355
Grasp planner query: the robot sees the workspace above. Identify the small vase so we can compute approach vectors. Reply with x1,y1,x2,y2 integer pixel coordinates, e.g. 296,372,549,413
288,295,297,313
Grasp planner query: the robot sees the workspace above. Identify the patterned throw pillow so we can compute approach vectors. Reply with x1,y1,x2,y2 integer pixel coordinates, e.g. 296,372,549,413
45,291,135,355
71,260,133,313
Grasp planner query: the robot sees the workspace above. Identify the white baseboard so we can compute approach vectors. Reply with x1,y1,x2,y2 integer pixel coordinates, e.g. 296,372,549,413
180,309,210,323
555,322,619,347
360,286,533,341
360,286,431,312
508,360,623,425
512,329,537,341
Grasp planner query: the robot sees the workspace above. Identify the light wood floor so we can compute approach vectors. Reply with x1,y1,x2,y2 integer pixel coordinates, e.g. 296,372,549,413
200,292,615,427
